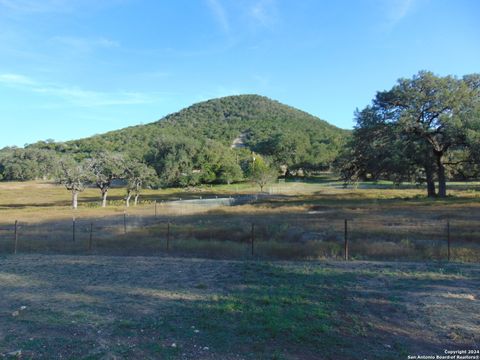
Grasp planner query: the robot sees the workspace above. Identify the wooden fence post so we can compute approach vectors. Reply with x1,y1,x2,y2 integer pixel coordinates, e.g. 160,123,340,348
251,223,255,256
154,200,157,217
344,219,349,261
447,219,451,262
14,220,18,254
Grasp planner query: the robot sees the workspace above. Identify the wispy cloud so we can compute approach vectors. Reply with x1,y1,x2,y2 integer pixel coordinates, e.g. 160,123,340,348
0,73,35,85
206,0,230,33
205,0,280,38
0,0,73,13
52,36,120,53
249,0,278,28
0,73,161,107
36,87,153,107
382,0,418,27
0,0,126,16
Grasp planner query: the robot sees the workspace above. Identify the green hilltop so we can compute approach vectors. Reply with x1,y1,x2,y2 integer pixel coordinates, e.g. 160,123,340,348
58,95,346,163
2,95,349,184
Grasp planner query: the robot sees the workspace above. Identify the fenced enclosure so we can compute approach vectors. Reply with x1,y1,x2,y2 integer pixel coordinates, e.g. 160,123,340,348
0,195,479,262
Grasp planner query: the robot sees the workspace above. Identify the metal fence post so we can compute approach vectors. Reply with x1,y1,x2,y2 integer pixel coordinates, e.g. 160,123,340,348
447,219,451,262
73,216,76,242
251,223,255,256
14,220,18,254
166,221,170,251
89,223,93,252
123,211,127,234
344,219,349,261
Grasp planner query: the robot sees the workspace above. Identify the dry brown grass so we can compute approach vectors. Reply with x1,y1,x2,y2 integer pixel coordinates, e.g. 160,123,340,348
0,180,479,261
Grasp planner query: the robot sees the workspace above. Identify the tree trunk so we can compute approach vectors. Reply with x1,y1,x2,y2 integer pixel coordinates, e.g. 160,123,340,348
285,167,292,178
425,165,436,198
134,194,139,206
101,189,108,207
435,151,447,198
72,191,78,209
126,193,131,208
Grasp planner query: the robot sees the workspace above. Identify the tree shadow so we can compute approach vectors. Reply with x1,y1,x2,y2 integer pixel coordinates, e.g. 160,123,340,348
1,257,478,359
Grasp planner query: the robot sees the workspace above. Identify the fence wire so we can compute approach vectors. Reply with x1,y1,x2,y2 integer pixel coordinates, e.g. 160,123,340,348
0,199,478,262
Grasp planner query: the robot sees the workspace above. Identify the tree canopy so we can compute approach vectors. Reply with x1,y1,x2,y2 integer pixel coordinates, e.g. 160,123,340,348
86,152,126,207
337,71,480,197
56,156,90,209
247,154,278,192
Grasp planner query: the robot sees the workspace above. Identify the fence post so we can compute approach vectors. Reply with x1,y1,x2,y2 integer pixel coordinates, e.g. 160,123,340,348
447,219,451,262
123,211,127,234
251,223,255,256
14,220,18,254
166,221,170,251
73,216,76,242
89,223,93,252
154,200,157,217
344,219,349,261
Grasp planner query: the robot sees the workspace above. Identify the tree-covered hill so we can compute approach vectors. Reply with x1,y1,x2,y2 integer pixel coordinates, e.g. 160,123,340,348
1,95,349,185
43,94,347,162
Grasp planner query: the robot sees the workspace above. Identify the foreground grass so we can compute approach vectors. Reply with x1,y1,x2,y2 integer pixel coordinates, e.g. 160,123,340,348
0,255,478,359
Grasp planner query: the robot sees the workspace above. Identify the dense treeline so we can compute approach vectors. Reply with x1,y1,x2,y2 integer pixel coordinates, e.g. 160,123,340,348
0,147,58,181
0,95,348,185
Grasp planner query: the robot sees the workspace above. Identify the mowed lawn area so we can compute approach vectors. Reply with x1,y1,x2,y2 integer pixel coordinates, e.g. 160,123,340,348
0,255,479,359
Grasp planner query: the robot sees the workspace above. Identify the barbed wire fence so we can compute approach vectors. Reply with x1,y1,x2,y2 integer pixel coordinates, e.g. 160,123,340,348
0,196,479,262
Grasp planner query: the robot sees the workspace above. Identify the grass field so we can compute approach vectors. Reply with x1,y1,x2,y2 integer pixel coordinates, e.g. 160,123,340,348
0,178,479,261
0,178,479,359
0,255,478,359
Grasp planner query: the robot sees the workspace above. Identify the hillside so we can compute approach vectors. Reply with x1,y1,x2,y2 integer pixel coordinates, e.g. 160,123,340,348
2,95,349,184
56,95,346,159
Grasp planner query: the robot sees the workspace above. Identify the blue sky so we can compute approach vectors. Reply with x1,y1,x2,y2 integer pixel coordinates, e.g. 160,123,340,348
0,0,479,148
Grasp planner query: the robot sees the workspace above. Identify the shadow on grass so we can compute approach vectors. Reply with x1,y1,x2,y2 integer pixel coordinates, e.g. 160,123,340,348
2,258,476,359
